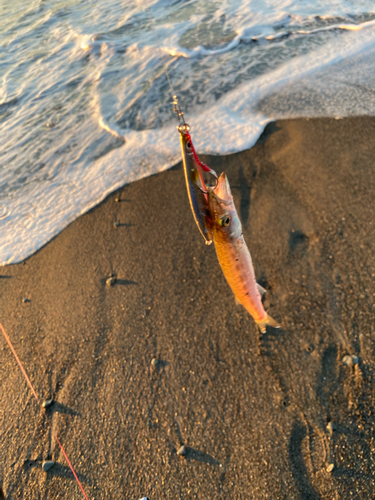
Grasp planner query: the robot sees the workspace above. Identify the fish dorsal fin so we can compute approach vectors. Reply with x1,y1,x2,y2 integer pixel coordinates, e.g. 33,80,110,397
257,283,267,296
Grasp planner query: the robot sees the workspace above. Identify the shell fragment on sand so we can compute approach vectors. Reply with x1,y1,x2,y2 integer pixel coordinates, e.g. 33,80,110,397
177,445,187,456
42,460,55,472
326,463,334,473
106,276,116,286
342,355,359,366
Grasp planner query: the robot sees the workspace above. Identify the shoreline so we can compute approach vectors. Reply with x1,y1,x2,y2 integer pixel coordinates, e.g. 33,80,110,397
1,115,375,499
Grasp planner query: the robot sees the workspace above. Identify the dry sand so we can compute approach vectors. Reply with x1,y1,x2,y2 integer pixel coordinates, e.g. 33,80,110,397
1,116,375,499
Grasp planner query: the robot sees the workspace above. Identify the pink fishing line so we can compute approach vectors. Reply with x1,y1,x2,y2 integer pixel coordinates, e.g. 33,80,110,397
54,434,90,500
0,322,90,500
0,322,39,401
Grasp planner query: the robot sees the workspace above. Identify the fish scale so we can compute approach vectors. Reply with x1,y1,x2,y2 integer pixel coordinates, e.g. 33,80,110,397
214,232,266,323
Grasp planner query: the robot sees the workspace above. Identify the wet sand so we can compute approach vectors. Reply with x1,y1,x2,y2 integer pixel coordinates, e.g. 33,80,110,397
1,116,375,499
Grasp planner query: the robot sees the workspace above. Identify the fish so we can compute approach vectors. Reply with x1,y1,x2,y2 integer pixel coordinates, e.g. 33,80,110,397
178,124,217,244
208,172,280,333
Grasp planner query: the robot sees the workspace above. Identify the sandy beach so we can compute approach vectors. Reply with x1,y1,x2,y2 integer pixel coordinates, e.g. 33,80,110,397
1,116,375,499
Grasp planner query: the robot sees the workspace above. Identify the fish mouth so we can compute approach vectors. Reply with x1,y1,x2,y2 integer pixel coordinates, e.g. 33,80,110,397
208,172,232,207
214,172,232,201
208,188,231,207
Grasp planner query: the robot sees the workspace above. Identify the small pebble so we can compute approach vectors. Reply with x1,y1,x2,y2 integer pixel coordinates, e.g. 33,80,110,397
42,460,55,472
151,358,159,367
177,445,187,456
22,297,30,303
42,399,54,409
342,355,359,367
326,463,334,473
106,276,116,287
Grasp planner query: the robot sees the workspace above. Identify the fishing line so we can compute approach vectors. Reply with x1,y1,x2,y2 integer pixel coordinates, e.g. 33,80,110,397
54,434,90,500
146,4,218,214
0,322,90,500
146,6,175,101
146,6,189,128
146,3,217,182
0,322,39,402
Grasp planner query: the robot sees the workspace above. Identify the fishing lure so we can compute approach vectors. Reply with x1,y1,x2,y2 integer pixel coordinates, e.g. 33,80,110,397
173,96,217,244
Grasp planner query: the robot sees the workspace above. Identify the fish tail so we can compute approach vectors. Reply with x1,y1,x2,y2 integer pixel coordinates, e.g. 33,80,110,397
256,314,281,334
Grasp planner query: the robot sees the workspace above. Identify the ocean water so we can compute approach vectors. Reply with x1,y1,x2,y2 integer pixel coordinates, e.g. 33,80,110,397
1,0,375,265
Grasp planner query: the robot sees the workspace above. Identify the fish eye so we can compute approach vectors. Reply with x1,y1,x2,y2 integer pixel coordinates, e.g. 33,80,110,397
186,141,192,149
220,215,230,227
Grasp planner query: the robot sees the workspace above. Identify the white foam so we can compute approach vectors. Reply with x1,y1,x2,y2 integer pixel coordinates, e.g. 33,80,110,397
164,17,375,59
2,0,375,265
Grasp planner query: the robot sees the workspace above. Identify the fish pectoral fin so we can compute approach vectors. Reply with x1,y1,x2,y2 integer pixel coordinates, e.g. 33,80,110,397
234,296,242,306
257,283,267,296
256,314,281,334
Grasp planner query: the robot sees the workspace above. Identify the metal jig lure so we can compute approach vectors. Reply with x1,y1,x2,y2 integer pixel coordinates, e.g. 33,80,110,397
173,95,218,244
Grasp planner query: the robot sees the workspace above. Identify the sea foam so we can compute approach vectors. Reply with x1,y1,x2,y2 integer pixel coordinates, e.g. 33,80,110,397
1,0,375,264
